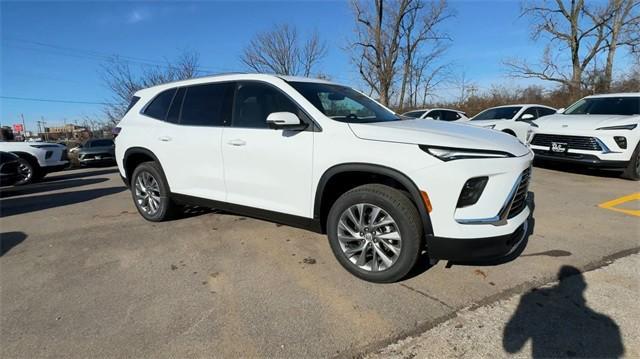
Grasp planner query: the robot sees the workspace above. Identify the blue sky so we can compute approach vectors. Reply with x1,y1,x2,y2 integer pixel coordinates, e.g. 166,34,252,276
0,0,629,131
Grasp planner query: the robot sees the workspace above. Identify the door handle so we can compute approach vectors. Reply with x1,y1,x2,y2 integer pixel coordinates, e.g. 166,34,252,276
158,136,172,142
227,139,246,146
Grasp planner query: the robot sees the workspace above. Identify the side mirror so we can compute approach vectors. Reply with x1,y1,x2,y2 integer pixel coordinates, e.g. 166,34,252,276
424,116,436,120
557,108,565,114
266,112,306,130
520,113,535,121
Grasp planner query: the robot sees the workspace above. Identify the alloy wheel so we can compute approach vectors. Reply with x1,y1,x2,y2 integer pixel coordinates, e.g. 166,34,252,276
337,203,402,272
134,171,162,216
17,160,32,183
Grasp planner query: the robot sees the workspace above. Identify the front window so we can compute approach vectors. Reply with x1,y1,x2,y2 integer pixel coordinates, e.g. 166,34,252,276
471,107,522,121
564,97,640,116
288,82,400,123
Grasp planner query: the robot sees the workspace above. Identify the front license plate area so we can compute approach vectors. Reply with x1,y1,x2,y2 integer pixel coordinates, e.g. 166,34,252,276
550,142,568,153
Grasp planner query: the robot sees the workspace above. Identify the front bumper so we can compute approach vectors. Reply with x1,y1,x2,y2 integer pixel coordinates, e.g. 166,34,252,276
532,149,629,169
428,218,529,261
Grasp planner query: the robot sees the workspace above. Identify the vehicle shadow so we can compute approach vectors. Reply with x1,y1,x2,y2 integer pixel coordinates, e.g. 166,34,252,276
0,231,27,256
533,159,623,179
0,178,109,198
0,187,126,218
503,266,625,358
45,167,119,181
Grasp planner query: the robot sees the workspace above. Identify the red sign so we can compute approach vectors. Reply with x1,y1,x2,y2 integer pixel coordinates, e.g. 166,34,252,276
13,124,24,133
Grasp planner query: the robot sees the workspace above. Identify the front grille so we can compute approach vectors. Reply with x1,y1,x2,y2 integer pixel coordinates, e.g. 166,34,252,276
531,134,602,151
507,167,531,219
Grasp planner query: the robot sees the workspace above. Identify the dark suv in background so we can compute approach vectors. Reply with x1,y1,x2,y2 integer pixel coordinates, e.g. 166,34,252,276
77,139,116,167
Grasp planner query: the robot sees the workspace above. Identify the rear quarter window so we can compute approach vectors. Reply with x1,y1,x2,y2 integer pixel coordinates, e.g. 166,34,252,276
143,88,177,120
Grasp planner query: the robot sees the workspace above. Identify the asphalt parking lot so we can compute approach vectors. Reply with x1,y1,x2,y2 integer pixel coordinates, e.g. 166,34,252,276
1,164,638,358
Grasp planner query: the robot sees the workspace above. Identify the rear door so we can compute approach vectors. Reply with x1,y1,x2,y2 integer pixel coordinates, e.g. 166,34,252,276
154,82,234,201
221,81,314,217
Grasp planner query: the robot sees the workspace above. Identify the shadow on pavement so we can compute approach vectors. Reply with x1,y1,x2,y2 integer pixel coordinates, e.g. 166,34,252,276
503,266,624,358
0,231,27,256
533,159,623,179
0,178,109,198
45,167,119,182
0,186,126,218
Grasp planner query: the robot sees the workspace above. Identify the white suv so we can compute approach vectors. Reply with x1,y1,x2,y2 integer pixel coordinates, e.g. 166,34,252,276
530,93,640,180
0,141,69,185
467,104,557,142
115,74,533,282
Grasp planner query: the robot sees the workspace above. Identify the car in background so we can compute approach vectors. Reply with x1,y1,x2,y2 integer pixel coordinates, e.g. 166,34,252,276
0,141,68,185
402,108,469,122
0,151,21,186
77,139,116,167
466,104,557,143
529,93,640,180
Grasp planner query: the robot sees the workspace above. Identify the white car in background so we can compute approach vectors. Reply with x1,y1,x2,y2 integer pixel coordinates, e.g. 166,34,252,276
530,93,640,180
402,108,469,122
467,105,557,143
0,141,69,185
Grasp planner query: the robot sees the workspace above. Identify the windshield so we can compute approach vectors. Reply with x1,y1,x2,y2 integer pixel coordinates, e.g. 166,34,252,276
471,107,522,121
564,97,640,116
288,82,400,123
402,110,426,118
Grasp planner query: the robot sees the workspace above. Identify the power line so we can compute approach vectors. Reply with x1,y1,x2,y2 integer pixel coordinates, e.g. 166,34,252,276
0,96,112,105
3,37,235,73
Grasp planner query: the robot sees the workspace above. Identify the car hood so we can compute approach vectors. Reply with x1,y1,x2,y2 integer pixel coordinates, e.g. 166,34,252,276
535,114,640,130
78,146,115,154
348,119,530,157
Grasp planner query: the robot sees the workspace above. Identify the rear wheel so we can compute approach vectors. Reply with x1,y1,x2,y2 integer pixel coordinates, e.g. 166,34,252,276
131,161,179,221
327,184,423,283
621,143,640,180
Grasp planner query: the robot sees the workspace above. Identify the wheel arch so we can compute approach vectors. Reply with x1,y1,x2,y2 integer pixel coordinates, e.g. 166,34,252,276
10,151,40,168
123,147,169,189
314,163,434,236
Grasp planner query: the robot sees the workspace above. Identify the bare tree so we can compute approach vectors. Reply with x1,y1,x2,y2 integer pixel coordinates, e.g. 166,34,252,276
349,0,451,107
505,0,611,95
398,0,451,109
241,24,327,76
101,51,200,124
601,0,640,90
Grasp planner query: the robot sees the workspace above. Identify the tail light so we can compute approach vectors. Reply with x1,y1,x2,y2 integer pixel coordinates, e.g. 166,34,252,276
112,127,122,139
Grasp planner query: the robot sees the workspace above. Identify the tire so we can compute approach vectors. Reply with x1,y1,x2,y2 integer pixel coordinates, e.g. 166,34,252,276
326,184,423,283
621,143,640,180
14,157,40,186
130,161,179,221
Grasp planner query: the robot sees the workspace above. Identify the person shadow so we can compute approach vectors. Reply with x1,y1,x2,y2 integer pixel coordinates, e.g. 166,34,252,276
503,266,625,358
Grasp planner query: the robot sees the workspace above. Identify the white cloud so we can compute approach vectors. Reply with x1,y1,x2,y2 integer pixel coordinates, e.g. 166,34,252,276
126,9,150,24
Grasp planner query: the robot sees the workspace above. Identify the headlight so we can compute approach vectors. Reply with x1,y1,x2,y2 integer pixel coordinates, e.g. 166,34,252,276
420,145,514,161
484,125,496,129
596,124,637,130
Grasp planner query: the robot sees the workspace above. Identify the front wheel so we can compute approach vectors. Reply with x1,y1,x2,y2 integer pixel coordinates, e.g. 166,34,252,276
14,158,40,186
621,143,640,180
326,184,423,283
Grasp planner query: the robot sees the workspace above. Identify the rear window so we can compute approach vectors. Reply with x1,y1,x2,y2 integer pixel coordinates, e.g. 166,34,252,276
180,82,234,126
143,88,177,120
126,96,141,113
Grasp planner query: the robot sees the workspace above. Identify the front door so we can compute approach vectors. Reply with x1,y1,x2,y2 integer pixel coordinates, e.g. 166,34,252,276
221,81,314,217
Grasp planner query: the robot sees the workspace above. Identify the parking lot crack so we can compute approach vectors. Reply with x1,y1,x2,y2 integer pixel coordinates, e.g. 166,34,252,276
399,283,453,310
